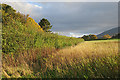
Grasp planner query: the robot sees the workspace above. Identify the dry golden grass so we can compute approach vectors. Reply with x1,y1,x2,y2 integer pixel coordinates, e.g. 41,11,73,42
2,47,56,78
46,40,119,70
2,40,119,78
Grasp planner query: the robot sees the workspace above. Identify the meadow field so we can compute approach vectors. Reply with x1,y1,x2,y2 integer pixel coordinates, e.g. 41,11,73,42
2,39,119,78
1,4,119,79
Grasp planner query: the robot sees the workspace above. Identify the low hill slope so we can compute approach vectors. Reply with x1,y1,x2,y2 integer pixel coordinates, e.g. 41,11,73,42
2,3,84,53
97,27,119,38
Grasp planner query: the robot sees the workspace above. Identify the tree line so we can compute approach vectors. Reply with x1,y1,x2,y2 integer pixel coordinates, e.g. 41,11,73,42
81,34,117,41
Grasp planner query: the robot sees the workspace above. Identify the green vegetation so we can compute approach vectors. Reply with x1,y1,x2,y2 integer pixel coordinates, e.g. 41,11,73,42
2,40,119,78
112,33,120,39
87,39,119,42
38,18,52,32
82,34,97,41
2,22,83,53
102,34,111,39
2,4,84,78
2,3,119,78
2,4,84,54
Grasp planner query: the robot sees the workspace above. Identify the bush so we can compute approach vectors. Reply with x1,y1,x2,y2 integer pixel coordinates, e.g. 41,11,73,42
82,34,97,41
102,34,111,39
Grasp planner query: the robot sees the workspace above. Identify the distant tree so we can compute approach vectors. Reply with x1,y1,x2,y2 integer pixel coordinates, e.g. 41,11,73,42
38,18,52,32
102,34,111,39
89,34,98,40
82,35,90,41
82,34,97,41
112,33,120,39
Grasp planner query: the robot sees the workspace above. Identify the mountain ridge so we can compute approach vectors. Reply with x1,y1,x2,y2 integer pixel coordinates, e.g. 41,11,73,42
97,27,119,38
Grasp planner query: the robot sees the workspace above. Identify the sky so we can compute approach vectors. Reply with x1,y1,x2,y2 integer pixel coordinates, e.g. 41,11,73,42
3,1,118,37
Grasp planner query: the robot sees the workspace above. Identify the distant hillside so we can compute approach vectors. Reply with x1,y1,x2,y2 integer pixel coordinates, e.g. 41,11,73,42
97,27,120,38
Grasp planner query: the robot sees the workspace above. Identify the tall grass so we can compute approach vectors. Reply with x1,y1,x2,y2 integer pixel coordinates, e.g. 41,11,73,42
2,40,119,78
42,40,119,78
2,4,119,78
2,7,84,78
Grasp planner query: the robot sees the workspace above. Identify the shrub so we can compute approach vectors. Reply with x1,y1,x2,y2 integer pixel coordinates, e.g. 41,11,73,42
102,34,111,39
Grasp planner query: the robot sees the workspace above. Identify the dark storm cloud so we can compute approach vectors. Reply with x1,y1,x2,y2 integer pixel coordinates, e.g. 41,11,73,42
6,2,118,37
31,2,118,35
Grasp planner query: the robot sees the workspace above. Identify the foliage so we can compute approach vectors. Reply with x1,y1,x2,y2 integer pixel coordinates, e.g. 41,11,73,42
2,4,16,14
2,4,29,25
2,4,84,54
2,40,119,78
13,12,29,24
38,18,52,32
82,34,97,41
102,34,111,39
89,34,97,40
112,33,120,39
0,7,1,25
2,4,119,78
26,17,44,32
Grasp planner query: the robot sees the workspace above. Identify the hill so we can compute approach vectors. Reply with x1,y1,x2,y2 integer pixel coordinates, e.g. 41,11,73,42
97,27,119,38
2,4,84,78
2,3,84,53
1,3,119,78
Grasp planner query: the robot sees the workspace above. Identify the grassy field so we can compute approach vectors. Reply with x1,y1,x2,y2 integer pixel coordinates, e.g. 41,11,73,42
2,4,84,78
2,39,119,78
1,4,119,78
42,39,119,78
89,39,120,42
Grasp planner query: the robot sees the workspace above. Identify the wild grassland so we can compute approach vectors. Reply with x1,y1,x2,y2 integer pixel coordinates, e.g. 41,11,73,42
42,40,119,78
1,4,119,78
88,39,120,42
2,40,119,78
2,4,84,78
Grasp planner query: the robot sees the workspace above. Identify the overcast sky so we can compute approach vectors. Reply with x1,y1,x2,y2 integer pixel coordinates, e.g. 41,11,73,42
4,2,118,37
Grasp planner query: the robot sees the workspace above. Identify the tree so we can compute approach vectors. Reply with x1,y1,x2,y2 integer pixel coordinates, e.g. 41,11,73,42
82,35,90,41
112,33,120,39
2,4,16,14
2,4,16,25
2,4,29,25
38,18,52,32
102,34,111,39
82,34,97,41
89,34,97,40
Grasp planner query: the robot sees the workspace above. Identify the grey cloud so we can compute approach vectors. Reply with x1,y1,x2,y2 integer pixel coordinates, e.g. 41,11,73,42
5,2,118,37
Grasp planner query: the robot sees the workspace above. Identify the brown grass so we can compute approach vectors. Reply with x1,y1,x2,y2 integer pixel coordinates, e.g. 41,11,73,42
2,47,57,78
45,41,118,70
2,40,119,78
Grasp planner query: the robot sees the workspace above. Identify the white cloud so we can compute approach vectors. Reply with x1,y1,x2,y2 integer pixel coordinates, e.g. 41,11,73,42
4,2,32,14
53,32,84,37
1,0,119,2
3,2,43,18
34,5,42,9
69,32,86,37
